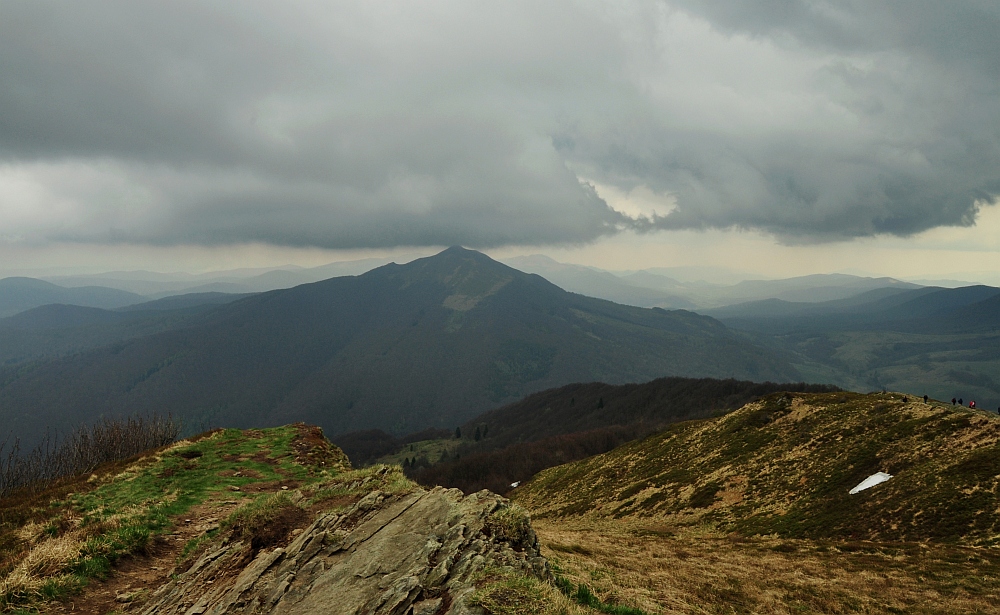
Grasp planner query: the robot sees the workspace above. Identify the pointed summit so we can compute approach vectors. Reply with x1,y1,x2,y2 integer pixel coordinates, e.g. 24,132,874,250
366,246,539,301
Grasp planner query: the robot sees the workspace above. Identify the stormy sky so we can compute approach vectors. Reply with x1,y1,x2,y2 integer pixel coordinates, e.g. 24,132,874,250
1,1,999,276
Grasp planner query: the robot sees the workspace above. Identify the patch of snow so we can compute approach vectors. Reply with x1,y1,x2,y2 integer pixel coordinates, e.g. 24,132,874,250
510,481,520,488
849,472,892,494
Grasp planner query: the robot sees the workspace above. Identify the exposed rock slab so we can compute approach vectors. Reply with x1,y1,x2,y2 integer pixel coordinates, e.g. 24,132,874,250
139,486,548,615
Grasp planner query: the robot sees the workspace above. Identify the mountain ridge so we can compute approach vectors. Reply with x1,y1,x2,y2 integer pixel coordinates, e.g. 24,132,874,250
515,391,1000,544
0,276,144,318
0,247,798,447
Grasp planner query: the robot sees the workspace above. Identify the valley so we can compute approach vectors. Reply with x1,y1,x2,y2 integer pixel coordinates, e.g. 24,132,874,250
709,286,1000,409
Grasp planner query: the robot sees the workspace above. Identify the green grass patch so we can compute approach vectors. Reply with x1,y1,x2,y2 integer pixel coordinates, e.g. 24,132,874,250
555,576,651,615
305,464,416,506
1,424,348,613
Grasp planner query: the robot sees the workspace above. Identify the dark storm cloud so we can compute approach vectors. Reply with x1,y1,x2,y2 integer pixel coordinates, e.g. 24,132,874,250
556,2,1000,241
672,0,1000,76
0,1,997,248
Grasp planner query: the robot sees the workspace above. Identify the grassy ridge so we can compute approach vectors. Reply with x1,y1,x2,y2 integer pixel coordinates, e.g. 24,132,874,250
517,391,1000,544
0,424,349,612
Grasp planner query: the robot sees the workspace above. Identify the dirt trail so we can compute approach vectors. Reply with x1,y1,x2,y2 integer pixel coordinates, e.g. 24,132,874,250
47,499,241,615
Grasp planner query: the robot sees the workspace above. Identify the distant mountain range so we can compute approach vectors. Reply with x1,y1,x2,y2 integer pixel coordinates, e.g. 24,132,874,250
0,294,248,366
0,277,143,318
0,248,798,447
3,253,930,320
708,284,1000,409
39,257,408,297
3,249,997,445
503,255,921,309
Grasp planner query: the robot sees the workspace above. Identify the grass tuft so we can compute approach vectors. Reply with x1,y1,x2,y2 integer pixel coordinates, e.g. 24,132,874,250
485,504,532,546
222,493,304,551
469,566,576,615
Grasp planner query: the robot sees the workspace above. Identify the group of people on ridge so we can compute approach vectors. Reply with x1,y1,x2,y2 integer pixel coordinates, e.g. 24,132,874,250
945,396,998,413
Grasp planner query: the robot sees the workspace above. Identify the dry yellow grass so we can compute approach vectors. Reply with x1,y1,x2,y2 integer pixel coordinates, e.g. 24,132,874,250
20,535,82,577
517,393,1000,546
470,565,592,615
0,534,83,602
535,518,1000,614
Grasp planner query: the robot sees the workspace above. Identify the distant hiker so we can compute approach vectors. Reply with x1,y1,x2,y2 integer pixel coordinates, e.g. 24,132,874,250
959,398,964,406
970,400,976,409
902,396,908,403
923,395,928,403
952,398,957,405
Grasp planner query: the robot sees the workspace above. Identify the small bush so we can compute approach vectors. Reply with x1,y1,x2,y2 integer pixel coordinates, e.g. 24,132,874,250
688,482,722,509
485,504,532,546
223,493,305,551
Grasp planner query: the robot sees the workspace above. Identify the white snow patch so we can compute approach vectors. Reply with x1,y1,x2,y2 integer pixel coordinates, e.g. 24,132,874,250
510,481,520,488
849,472,892,494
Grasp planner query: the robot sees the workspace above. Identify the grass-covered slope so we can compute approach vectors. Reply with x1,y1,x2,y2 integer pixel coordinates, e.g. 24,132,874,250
0,424,352,612
517,392,1000,544
0,423,572,615
390,377,838,496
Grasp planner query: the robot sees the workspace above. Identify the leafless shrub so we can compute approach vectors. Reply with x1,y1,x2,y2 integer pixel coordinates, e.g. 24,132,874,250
0,413,179,499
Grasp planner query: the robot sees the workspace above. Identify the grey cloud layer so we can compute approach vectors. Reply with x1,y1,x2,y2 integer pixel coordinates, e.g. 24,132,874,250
0,0,997,248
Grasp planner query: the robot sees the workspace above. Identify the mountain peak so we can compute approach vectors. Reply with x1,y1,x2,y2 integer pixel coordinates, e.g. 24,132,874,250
371,246,524,291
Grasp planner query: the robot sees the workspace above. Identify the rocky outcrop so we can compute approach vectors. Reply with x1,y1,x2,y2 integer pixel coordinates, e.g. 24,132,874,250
139,486,549,615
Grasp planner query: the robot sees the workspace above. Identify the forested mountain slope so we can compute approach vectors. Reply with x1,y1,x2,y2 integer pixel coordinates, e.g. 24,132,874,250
0,248,798,446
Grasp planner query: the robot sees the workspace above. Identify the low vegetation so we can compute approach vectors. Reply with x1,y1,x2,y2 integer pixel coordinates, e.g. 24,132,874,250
470,566,586,615
0,423,348,613
484,503,532,545
0,413,179,498
518,391,1000,543
221,492,305,552
536,518,1000,614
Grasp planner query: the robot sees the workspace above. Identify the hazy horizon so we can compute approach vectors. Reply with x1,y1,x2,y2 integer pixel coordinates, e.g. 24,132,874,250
5,245,998,291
